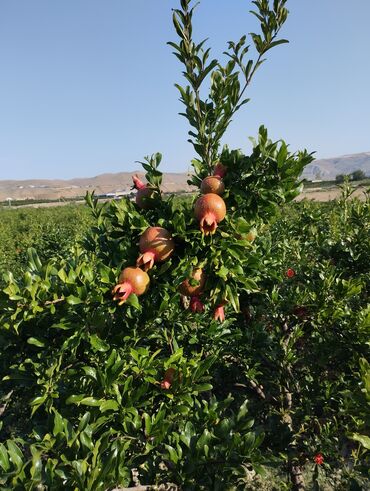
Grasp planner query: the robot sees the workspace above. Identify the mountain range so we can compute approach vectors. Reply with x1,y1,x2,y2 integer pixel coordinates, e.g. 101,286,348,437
302,152,370,181
1,152,369,202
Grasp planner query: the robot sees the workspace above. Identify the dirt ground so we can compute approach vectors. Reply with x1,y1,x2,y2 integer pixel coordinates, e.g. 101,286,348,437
296,186,367,202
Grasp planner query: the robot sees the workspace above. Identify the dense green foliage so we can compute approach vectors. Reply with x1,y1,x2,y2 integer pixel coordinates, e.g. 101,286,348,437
0,205,92,285
0,1,369,490
1,181,369,490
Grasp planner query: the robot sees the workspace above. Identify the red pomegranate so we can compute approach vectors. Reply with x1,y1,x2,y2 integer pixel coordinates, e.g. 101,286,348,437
213,304,225,322
132,175,154,209
200,176,225,195
112,267,150,305
194,194,226,235
160,367,176,390
179,268,206,297
137,227,175,271
190,296,204,313
213,162,227,178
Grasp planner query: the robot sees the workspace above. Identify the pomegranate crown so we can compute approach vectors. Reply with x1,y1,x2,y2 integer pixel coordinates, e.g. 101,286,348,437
132,175,146,190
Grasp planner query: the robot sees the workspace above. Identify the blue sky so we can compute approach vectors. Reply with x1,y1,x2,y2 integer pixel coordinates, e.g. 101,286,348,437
0,0,369,180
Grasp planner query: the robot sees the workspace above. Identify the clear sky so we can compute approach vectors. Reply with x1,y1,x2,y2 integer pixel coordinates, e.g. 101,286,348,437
0,0,369,180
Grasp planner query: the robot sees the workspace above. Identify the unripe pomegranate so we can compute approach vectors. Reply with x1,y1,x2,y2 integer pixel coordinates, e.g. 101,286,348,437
213,162,227,178
179,268,206,297
112,267,150,305
137,227,175,271
237,228,257,242
194,194,226,235
132,175,154,209
200,176,225,195
245,229,257,242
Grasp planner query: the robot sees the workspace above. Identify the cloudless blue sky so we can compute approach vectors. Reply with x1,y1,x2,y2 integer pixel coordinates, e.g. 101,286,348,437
0,0,369,179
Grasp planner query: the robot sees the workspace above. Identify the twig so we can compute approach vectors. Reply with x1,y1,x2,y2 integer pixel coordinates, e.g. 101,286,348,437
44,298,65,305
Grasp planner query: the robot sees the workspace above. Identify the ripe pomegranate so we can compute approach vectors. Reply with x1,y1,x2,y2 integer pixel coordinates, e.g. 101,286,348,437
179,268,206,297
190,296,204,313
137,227,175,271
112,267,150,305
213,305,225,322
213,300,226,322
160,367,176,390
200,176,225,195
194,193,226,235
213,162,227,178
132,175,154,209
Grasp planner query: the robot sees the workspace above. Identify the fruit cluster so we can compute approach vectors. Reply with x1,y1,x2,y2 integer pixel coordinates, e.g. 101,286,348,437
112,165,228,323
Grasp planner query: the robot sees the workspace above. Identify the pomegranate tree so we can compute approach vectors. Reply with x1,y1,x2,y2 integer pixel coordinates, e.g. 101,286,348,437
7,2,367,491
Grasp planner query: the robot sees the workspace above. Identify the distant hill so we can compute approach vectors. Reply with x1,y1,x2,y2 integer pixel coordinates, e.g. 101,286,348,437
1,152,369,201
0,172,193,202
302,152,370,181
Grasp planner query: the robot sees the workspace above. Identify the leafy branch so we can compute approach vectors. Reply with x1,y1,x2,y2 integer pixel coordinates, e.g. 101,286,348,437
169,0,289,176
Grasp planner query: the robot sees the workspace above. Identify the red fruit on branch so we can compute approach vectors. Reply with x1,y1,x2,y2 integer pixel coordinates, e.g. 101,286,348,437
213,162,227,178
132,175,155,209
112,267,150,305
190,296,204,313
213,304,225,322
200,176,225,195
132,175,146,190
179,268,206,297
314,453,324,465
286,268,296,278
160,367,176,390
137,227,175,271
194,193,226,235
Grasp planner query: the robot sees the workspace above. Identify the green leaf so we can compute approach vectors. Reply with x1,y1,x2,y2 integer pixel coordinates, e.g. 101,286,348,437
89,334,110,352
80,431,94,450
100,400,119,413
66,295,83,305
30,394,47,414
78,412,91,432
79,397,101,407
0,443,10,471
225,284,240,312
6,441,23,471
126,293,140,309
193,383,213,393
349,433,370,450
53,409,64,436
27,337,45,348
30,450,42,481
